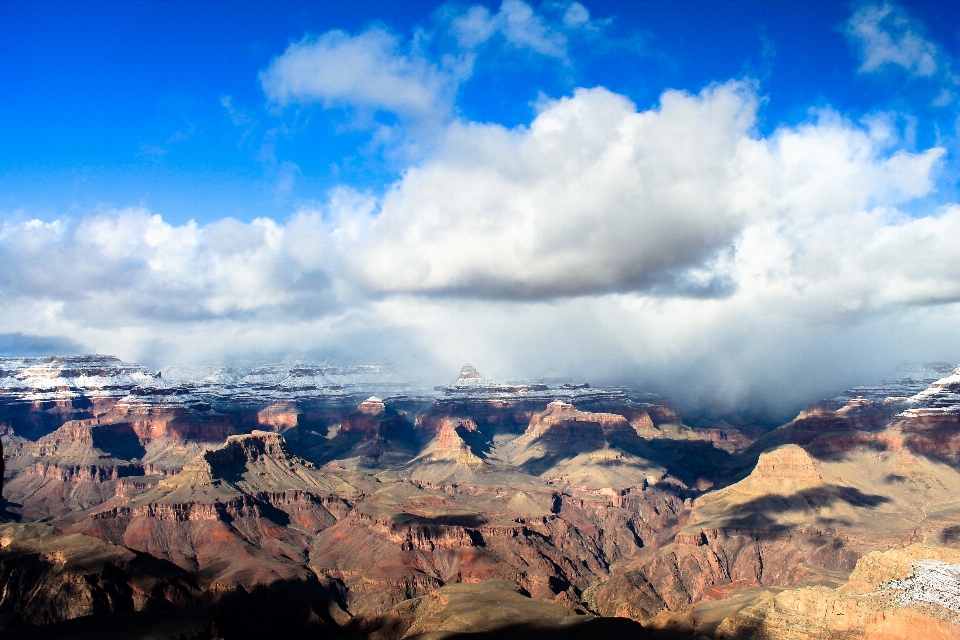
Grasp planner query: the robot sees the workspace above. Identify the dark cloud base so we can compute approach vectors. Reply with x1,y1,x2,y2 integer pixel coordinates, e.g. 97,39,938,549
0,333,84,358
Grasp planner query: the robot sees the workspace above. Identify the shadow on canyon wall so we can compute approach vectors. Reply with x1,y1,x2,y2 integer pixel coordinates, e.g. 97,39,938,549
709,484,891,532
0,575,704,640
89,422,148,461
364,618,699,640
2,577,340,640
0,610,699,640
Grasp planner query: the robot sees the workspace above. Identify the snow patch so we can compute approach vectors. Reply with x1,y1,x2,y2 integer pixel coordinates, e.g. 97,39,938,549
880,560,960,613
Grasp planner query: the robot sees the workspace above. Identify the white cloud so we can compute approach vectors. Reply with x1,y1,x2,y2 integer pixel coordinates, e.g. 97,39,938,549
449,0,597,57
347,81,943,299
258,1,604,144
0,209,336,324
260,27,465,121
847,3,939,76
2,80,959,412
562,3,591,28
220,95,251,126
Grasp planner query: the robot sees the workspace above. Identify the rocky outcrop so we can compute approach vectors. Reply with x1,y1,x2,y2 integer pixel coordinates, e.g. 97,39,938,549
734,445,823,495
501,401,668,491
433,419,476,453
416,399,541,440
374,579,590,639
411,418,485,468
106,389,234,442
3,357,960,639
256,401,299,431
340,396,388,436
594,431,960,630
440,365,549,394
907,365,960,413
0,397,116,443
299,397,420,470
525,400,636,441
72,432,357,589
716,544,960,639
750,377,960,467
0,523,198,627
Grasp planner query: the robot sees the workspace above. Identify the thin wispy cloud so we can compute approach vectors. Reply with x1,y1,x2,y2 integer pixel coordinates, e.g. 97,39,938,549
261,1,606,125
846,1,960,108
260,27,467,122
847,3,939,76
448,0,595,57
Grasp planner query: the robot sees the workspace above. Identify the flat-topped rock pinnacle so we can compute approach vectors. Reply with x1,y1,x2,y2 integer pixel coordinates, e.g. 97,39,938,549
753,444,822,485
357,396,386,415
458,364,480,378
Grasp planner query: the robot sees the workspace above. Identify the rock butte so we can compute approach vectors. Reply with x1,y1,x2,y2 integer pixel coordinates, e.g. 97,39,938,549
0,358,958,639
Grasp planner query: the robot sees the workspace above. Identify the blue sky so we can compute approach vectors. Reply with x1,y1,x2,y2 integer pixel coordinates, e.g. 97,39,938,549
2,1,960,413
3,0,957,223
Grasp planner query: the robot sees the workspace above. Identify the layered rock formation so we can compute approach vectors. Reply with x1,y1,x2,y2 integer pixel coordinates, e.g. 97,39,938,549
501,400,667,491
305,396,422,471
0,522,198,627
590,364,960,635
2,357,960,638
716,544,960,639
2,419,145,521
372,579,609,639
2,388,237,520
0,356,151,442
406,418,487,485
307,475,687,617
73,431,356,592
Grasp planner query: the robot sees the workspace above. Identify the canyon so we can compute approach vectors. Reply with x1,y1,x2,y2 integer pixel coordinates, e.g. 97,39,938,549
1,357,959,639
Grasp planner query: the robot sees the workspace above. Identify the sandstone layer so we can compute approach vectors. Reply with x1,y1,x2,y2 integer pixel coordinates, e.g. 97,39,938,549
716,544,960,639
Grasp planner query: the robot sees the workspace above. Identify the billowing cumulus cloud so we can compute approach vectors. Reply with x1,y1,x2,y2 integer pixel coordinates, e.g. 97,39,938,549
0,210,336,324
6,1,960,417
349,82,942,299
1,76,958,415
